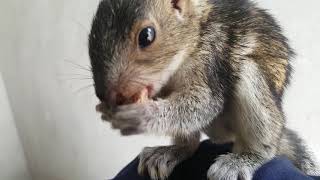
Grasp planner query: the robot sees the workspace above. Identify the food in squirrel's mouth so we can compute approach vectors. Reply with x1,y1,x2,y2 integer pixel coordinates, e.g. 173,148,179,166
132,88,149,104
115,88,149,106
97,88,148,113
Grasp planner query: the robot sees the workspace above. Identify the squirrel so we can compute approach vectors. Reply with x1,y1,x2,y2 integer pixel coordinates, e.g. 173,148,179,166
89,0,319,179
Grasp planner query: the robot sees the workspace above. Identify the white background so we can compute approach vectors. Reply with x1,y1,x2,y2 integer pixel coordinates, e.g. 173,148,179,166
0,0,319,180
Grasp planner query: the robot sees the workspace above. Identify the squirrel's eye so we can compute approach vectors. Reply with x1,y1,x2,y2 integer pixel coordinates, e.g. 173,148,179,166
138,26,156,48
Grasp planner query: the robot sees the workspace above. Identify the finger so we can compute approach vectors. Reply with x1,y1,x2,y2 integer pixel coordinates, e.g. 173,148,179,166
116,104,141,111
112,118,140,129
120,127,143,136
114,110,140,120
111,120,131,130
101,114,113,122
96,103,104,112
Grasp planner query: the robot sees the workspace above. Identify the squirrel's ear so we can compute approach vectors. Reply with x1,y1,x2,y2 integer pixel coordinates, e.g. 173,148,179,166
171,0,198,19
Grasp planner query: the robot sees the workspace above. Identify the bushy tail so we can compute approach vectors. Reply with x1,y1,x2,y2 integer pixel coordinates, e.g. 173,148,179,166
278,128,319,176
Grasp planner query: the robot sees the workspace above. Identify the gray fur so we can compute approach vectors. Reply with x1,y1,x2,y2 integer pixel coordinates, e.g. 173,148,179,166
89,0,319,179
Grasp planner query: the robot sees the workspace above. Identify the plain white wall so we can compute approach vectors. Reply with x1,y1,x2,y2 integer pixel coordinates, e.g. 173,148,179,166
0,73,31,180
0,1,31,180
0,0,319,180
0,1,168,180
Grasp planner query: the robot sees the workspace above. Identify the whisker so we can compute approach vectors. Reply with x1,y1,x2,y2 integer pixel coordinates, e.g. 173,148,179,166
64,59,92,72
62,77,93,81
72,18,89,35
58,73,92,78
74,84,94,94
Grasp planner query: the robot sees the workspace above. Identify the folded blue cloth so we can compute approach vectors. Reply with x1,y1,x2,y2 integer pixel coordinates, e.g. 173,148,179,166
113,140,320,180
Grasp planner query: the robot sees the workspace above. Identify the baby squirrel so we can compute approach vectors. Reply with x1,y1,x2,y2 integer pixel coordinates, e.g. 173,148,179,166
89,0,319,179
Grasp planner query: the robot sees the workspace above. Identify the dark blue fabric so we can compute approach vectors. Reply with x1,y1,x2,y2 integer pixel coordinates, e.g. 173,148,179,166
113,140,320,180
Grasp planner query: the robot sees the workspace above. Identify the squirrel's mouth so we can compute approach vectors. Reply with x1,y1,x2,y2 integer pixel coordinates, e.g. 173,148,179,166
114,85,154,106
129,86,150,104
95,85,153,115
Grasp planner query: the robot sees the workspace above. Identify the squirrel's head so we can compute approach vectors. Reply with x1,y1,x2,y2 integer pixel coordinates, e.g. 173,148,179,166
89,0,209,106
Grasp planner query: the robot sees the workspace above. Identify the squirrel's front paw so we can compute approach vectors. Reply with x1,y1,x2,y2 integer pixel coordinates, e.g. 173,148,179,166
207,153,264,180
138,146,191,180
99,100,158,136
